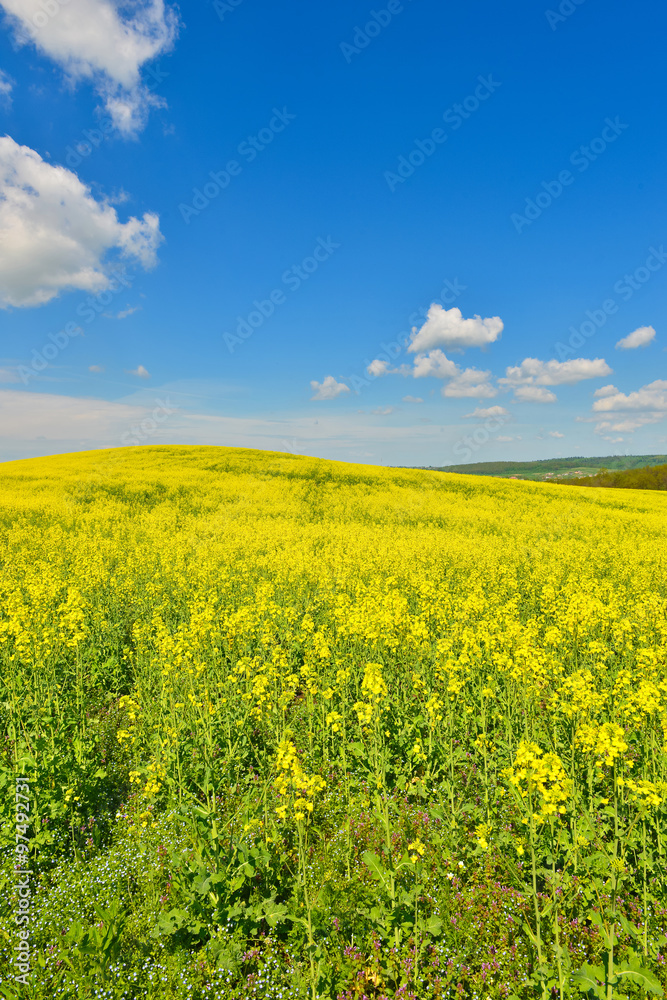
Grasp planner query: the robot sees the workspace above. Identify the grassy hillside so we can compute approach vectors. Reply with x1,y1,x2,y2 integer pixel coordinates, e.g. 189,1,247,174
422,454,667,481
1,446,667,999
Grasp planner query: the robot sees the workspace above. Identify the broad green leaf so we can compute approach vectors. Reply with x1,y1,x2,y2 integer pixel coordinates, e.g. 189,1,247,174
573,964,606,999
616,960,663,996
362,850,388,884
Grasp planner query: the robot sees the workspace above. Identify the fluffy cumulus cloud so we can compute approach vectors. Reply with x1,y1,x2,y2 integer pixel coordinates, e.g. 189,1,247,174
501,357,612,389
0,0,178,134
366,345,496,400
591,379,667,438
513,385,557,403
615,325,656,350
126,364,150,378
463,405,509,418
310,375,350,400
499,357,612,402
442,367,496,398
367,358,392,377
412,349,459,380
408,304,503,353
593,385,617,399
548,430,564,438
0,136,162,308
595,415,663,435
592,380,667,413
402,395,423,403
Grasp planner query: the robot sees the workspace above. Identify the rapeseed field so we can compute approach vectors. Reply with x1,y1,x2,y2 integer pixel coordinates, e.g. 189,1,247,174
1,445,667,1000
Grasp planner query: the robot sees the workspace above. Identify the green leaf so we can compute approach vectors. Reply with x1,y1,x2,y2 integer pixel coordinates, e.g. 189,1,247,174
616,960,664,996
424,915,443,936
573,964,606,999
362,850,388,885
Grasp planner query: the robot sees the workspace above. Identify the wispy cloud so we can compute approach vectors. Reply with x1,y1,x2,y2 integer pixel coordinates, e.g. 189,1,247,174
0,69,13,106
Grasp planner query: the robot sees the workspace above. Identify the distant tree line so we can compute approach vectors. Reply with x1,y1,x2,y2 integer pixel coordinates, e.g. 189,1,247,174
567,464,667,491
426,455,667,476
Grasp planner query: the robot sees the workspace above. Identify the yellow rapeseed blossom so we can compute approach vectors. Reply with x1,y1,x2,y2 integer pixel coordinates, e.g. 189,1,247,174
506,741,570,820
576,722,629,768
275,739,325,823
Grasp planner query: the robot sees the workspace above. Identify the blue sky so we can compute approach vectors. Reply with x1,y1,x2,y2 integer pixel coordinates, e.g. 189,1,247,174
0,0,666,465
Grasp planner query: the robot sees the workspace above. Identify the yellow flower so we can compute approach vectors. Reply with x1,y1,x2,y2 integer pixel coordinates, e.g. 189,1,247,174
407,838,426,863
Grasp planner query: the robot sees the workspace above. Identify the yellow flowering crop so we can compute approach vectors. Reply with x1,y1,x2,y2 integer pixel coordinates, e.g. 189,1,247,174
1,444,667,988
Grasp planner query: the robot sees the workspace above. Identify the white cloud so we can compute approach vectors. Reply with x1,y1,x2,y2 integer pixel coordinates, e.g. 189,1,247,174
501,357,612,389
615,325,656,350
593,384,617,398
408,350,496,398
0,366,19,382
0,68,13,105
412,350,459,380
89,364,104,373
500,357,611,403
402,395,423,403
497,435,516,442
463,405,509,418
126,364,150,378
595,429,625,443
0,136,162,308
592,380,667,413
310,375,350,400
442,368,496,398
408,304,503,353
598,415,663,433
513,385,557,403
371,406,394,415
548,431,564,438
0,0,178,134
367,358,392,377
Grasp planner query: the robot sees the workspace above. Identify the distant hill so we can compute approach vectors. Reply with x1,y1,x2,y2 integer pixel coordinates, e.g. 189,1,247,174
569,463,667,491
414,455,667,481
